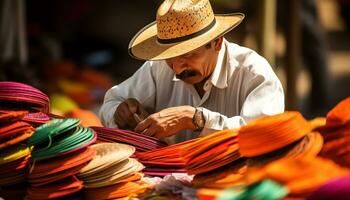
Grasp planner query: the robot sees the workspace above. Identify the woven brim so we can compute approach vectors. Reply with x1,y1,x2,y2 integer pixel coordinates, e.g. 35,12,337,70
246,132,324,167
129,13,244,61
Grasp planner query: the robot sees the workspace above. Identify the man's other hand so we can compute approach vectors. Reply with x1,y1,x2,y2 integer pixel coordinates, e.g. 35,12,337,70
114,98,148,130
134,106,197,139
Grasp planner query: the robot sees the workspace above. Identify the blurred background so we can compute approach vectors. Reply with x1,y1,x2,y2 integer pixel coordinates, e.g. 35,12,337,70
0,0,349,119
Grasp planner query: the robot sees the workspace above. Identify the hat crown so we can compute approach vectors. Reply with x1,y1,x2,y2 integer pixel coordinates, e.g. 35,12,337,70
156,0,215,42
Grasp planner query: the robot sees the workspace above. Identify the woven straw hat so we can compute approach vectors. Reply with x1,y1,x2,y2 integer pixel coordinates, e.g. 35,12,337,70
128,0,244,60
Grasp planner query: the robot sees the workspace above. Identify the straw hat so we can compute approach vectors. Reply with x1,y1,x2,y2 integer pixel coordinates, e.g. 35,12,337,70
128,0,244,60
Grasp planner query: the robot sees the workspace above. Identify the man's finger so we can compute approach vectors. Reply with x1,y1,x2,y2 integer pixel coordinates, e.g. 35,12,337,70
134,118,152,133
141,125,157,137
120,104,137,128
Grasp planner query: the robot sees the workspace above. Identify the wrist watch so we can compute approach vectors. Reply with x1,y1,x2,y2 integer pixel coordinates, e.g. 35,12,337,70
192,107,205,131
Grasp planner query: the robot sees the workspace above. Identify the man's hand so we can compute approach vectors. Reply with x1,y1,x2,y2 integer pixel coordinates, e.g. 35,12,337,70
114,98,148,130
134,106,197,139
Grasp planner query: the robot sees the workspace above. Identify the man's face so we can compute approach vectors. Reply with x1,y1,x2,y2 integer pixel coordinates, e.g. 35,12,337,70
165,37,222,85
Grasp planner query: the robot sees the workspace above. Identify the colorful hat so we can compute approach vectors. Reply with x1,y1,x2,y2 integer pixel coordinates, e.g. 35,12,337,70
26,176,83,200
92,126,167,152
128,0,244,60
79,143,136,177
28,147,96,186
0,81,50,113
238,112,323,163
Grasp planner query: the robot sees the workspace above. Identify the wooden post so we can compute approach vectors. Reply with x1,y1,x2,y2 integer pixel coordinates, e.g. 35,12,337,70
257,0,276,68
286,0,300,110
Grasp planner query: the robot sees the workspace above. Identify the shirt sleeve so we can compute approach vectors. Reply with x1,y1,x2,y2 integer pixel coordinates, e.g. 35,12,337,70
99,61,157,127
199,54,285,137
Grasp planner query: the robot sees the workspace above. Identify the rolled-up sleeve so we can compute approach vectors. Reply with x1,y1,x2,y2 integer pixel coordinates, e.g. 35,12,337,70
99,62,157,127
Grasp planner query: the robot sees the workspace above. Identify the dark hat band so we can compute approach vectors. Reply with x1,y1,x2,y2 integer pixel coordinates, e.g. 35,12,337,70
157,18,216,44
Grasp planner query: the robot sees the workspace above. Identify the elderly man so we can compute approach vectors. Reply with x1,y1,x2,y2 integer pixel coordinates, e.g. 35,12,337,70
100,0,284,144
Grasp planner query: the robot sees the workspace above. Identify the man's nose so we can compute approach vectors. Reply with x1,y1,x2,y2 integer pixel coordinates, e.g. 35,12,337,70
171,58,186,74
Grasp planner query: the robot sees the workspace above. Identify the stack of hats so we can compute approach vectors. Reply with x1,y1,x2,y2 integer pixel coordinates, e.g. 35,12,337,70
0,81,51,127
26,118,97,199
135,139,197,176
318,97,350,167
181,129,241,175
0,111,35,187
244,157,350,199
0,144,32,186
192,159,246,189
238,111,323,167
78,143,147,199
0,81,50,113
92,126,167,152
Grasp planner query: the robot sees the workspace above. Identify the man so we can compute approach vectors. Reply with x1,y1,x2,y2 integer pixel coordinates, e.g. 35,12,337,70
99,0,284,144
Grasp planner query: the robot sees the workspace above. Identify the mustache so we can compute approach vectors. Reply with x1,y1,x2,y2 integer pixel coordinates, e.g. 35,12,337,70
176,70,198,80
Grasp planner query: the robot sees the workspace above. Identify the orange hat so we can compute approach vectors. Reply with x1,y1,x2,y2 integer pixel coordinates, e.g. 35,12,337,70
325,97,350,128
239,112,321,157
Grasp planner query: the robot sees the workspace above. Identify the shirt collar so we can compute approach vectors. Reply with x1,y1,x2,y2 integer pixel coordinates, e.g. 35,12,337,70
208,38,228,89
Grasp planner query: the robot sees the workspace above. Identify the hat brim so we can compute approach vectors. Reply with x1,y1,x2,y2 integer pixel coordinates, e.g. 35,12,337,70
129,13,245,61
246,132,324,167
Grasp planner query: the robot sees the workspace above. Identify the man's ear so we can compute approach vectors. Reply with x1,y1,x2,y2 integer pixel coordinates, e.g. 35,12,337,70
214,36,223,51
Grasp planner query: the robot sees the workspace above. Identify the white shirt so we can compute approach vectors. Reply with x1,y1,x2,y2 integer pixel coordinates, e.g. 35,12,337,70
99,39,285,144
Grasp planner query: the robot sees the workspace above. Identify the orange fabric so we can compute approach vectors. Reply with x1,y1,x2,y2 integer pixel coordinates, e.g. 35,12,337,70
239,111,312,157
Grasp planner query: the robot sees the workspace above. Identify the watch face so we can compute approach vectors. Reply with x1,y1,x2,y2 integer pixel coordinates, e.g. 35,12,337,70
195,109,205,130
